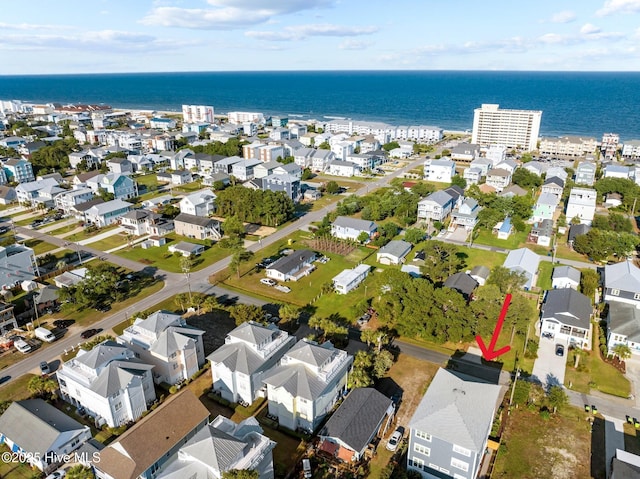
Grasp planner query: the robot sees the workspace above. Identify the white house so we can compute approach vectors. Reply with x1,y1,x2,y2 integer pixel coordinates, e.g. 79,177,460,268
450,197,482,231
539,288,592,350
565,187,597,225
604,164,631,179
331,216,377,241
207,321,295,405
552,266,581,290
84,198,132,227
463,167,482,186
485,168,512,192
606,302,640,356
57,340,156,428
156,415,276,479
603,260,640,306
311,150,335,172
120,209,174,237
262,339,353,432
574,162,596,186
332,264,371,295
376,240,412,265
179,189,216,217
266,249,316,282
328,159,358,177
0,400,92,474
54,188,94,215
117,310,205,385
0,243,39,290
423,159,456,183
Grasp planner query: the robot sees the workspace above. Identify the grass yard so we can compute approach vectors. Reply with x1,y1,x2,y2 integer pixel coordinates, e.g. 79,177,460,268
85,232,130,251
116,235,230,273
474,226,530,250
13,215,45,227
0,443,37,479
172,181,204,193
133,173,159,188
23,238,58,255
454,246,507,271
0,373,35,402
47,222,82,236
492,405,591,479
65,224,120,242
536,260,555,290
565,347,631,398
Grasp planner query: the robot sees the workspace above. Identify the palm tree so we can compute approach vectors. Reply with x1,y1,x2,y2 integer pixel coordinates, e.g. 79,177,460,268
612,343,632,361
201,295,218,313
174,293,190,312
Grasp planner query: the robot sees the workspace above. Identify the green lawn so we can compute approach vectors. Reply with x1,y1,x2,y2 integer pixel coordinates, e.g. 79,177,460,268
474,226,530,250
172,181,205,194
0,373,35,402
454,246,507,271
23,238,58,255
536,261,555,290
116,235,231,273
48,222,82,236
85,233,130,251
13,214,45,226
0,444,36,479
133,173,159,188
565,347,631,397
66,224,120,242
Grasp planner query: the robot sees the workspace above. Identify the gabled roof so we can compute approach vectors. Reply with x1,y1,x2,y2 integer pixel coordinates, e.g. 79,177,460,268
320,388,393,454
94,390,210,479
73,340,128,370
420,190,453,207
444,272,479,296
470,265,491,280
541,288,592,329
408,369,502,452
487,168,510,178
608,302,640,342
568,223,590,242
503,248,540,276
605,260,640,292
174,213,219,228
86,198,132,215
266,249,315,275
552,266,581,284
0,399,87,455
332,216,377,232
499,184,527,197
149,326,203,358
378,240,412,259
89,360,153,397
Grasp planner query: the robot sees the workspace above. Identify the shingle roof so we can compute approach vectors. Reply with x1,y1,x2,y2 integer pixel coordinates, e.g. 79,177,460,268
470,265,491,280
266,249,315,275
320,388,392,454
568,224,590,242
608,302,640,342
552,266,581,284
421,190,453,207
174,213,219,228
332,216,377,232
94,390,210,479
0,399,87,456
605,260,640,292
541,288,592,329
408,369,502,452
444,273,479,296
378,240,412,260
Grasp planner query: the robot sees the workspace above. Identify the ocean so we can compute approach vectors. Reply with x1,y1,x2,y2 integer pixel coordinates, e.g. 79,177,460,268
0,70,639,140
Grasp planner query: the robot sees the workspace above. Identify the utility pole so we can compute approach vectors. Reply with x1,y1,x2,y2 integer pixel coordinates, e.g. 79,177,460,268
508,366,521,412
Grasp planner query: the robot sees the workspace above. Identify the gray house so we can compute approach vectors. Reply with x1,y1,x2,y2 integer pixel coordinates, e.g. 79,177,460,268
603,260,640,306
318,388,394,462
502,248,540,290
376,240,412,265
0,399,92,473
262,173,301,202
266,249,317,282
331,216,378,242
407,368,502,479
444,273,479,300
539,288,592,349
552,265,581,290
575,162,596,186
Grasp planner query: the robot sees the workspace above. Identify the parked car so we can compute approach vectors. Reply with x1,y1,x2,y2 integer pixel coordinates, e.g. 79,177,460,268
555,344,565,357
39,361,50,375
260,278,276,287
386,426,405,451
80,329,99,339
302,458,312,479
0,375,10,384
53,319,75,329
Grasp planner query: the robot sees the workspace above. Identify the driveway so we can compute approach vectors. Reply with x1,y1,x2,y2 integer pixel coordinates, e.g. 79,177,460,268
531,335,568,389
625,355,640,407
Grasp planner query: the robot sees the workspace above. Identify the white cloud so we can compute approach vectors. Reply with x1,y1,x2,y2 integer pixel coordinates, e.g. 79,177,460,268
0,30,198,53
0,22,72,31
549,10,577,23
246,24,378,41
537,33,571,45
141,0,334,29
596,0,640,16
580,23,601,35
338,39,372,50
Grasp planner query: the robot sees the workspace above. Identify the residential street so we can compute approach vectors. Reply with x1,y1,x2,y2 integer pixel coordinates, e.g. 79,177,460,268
0,154,428,384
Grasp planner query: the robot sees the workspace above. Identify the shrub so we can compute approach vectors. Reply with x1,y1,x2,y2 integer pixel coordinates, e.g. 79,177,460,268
169,385,178,394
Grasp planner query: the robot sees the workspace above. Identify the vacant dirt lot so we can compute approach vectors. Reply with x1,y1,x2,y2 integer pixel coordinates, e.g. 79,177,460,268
183,309,237,355
492,407,591,479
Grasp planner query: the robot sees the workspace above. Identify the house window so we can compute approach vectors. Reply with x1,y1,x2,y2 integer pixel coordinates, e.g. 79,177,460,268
114,402,122,411
451,457,469,472
453,444,471,457
410,457,425,469
414,444,430,456
634,293,640,300
416,430,432,441
611,289,620,296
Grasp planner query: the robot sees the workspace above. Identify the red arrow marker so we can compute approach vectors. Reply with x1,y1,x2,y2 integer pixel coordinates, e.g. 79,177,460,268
476,293,512,361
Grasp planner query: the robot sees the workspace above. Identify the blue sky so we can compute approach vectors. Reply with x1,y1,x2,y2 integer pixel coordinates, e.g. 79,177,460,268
1,0,640,74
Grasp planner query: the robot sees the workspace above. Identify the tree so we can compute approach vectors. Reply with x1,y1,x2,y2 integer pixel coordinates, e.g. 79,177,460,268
325,181,340,194
404,227,425,244
487,266,527,294
357,230,371,244
27,376,58,399
591,213,633,233
174,293,190,312
201,295,219,313
611,343,632,361
372,350,395,378
547,386,568,414
450,175,466,189
579,269,600,302
512,168,542,189
222,215,246,238
318,141,330,150
301,168,313,180
382,141,400,152
66,465,95,479
419,241,464,282
278,303,300,323
230,304,266,325
229,248,254,279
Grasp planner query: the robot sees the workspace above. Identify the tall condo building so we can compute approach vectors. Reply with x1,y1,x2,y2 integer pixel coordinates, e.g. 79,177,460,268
471,104,542,151
182,104,214,123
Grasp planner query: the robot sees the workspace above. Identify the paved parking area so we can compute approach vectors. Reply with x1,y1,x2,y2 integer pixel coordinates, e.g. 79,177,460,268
531,336,568,389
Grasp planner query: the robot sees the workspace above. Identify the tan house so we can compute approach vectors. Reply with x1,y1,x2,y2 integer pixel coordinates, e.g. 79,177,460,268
174,213,222,240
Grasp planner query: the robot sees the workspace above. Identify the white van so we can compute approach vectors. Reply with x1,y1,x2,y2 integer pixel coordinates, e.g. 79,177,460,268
35,327,56,343
14,339,32,353
302,458,312,478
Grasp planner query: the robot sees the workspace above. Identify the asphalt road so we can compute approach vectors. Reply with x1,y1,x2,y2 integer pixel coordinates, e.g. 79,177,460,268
0,154,428,385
